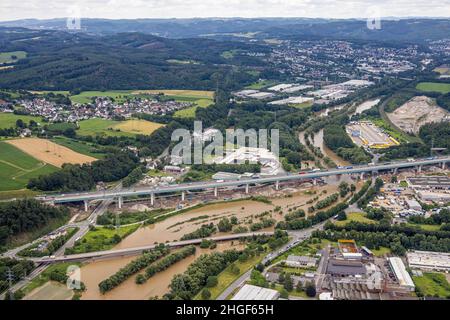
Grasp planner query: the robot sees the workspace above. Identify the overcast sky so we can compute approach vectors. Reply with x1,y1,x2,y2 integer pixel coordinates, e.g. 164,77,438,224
1,0,449,21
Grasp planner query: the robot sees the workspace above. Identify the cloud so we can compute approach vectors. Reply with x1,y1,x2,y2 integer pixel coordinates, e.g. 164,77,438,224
0,0,449,21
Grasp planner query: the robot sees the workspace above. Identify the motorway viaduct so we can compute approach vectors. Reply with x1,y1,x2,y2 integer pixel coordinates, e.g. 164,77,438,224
33,232,274,264
43,157,450,211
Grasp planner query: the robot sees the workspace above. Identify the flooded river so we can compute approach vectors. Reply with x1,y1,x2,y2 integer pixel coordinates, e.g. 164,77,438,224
81,241,244,300
299,98,381,167
299,129,350,167
79,183,344,299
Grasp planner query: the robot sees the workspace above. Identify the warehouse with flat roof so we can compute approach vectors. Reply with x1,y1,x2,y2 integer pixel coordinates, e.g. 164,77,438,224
407,250,450,271
388,257,415,291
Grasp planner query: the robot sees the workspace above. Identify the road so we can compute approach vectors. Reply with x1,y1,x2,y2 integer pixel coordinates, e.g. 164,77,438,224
44,156,450,204
0,184,122,299
30,232,275,264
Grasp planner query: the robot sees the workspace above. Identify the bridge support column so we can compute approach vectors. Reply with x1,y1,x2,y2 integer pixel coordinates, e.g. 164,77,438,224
360,172,364,180
275,180,279,190
442,162,446,170
214,187,218,198
417,165,422,173
150,193,155,206
393,168,398,175
181,191,185,202
312,179,317,186
118,196,123,209
83,200,89,212
245,184,249,194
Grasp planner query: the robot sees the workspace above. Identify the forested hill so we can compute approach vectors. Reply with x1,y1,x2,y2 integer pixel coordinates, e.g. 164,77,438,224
0,28,267,91
1,18,449,42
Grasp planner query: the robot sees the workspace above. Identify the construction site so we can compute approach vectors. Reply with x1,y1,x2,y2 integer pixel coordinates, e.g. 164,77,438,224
346,121,400,149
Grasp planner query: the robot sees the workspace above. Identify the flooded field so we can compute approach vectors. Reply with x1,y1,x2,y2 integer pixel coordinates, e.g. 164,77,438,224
80,241,244,300
79,183,344,299
299,129,350,167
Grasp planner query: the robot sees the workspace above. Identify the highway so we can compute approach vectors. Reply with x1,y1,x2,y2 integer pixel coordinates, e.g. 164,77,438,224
0,184,121,299
43,156,450,205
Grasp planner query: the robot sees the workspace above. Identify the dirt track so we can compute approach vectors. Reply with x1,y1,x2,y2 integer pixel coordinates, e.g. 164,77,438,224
6,138,96,168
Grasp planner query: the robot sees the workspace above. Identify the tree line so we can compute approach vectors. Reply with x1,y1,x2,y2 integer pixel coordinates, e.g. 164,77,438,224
98,244,170,294
136,246,196,285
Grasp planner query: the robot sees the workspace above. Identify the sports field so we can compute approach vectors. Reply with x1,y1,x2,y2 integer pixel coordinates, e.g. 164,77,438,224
77,118,164,137
6,138,96,168
0,141,58,191
0,113,42,129
0,51,27,64
416,82,450,94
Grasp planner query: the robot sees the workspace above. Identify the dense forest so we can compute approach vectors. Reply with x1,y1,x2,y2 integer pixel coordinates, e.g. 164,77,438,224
0,28,266,91
0,199,69,247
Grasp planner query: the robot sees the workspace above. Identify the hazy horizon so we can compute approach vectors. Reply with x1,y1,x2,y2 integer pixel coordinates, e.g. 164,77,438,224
1,0,449,22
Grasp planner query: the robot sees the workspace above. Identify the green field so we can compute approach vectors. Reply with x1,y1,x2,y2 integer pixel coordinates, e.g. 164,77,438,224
416,82,450,94
51,136,106,159
245,80,278,90
335,212,377,226
0,113,42,129
77,118,163,137
0,141,58,191
0,51,27,64
173,98,214,118
67,225,140,254
22,262,81,297
406,223,441,231
77,118,132,137
413,272,450,298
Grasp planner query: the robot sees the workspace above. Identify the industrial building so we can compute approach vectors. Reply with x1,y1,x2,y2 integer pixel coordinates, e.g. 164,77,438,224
407,250,450,272
405,199,422,211
388,257,415,292
232,284,280,300
407,176,450,190
346,121,399,149
338,240,363,260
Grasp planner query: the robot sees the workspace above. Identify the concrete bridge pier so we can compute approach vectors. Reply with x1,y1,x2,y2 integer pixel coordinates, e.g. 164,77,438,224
392,168,398,175
118,196,123,209
360,172,364,180
442,162,446,170
417,165,422,173
245,184,249,194
181,191,185,202
275,180,280,190
312,179,317,186
214,187,218,197
83,200,89,212
150,193,155,206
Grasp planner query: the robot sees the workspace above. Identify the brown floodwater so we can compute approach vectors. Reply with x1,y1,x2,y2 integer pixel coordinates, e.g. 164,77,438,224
78,180,357,300
80,241,244,300
299,129,350,167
